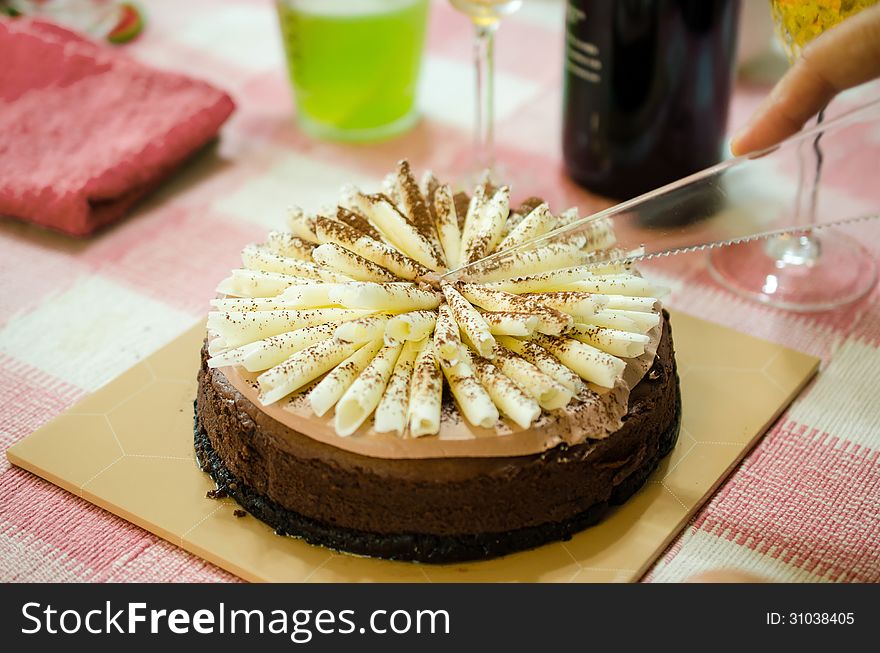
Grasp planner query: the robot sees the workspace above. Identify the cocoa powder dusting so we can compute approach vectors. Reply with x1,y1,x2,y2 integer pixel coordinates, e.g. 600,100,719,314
336,206,383,241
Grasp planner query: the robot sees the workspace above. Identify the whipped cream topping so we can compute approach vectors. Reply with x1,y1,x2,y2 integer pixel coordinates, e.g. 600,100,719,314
206,160,667,457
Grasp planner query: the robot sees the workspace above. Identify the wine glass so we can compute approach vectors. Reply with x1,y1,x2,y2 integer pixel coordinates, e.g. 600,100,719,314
708,0,879,311
449,0,524,176
444,97,880,296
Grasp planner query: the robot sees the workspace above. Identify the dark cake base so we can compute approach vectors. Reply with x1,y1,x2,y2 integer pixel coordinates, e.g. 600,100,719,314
194,398,680,564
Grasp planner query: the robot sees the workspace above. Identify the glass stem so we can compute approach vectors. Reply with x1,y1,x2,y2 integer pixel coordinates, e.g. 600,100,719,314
807,106,827,226
791,106,827,261
768,107,826,265
473,21,497,174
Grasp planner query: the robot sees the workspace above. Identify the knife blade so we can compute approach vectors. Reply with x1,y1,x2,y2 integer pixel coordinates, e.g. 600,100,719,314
442,95,880,281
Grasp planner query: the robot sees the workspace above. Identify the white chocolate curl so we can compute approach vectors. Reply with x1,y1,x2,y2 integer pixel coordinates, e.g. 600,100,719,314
309,340,383,417
496,335,583,395
472,356,540,429
393,160,445,267
441,283,495,358
265,231,314,260
522,291,608,320
329,283,440,312
385,310,438,345
479,311,539,336
566,324,650,358
555,215,617,252
431,183,462,269
491,344,573,410
603,294,658,312
242,244,345,282
531,334,625,389
335,342,403,436
374,339,423,436
334,314,391,343
496,203,554,251
353,192,445,271
579,311,635,332
211,296,314,312
563,275,662,297
584,309,658,334
385,311,437,345
479,265,599,293
600,308,661,333
314,217,430,281
311,243,397,282
433,303,465,367
257,337,361,405
458,283,572,336
286,206,319,243
335,206,385,242
208,323,337,372
459,183,486,258
408,342,443,437
381,173,400,205
207,308,372,352
441,347,499,429
216,269,319,298
461,186,509,264
277,283,343,308
463,243,589,282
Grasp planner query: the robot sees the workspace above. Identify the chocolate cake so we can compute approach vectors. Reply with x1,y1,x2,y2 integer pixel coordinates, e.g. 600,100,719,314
195,161,680,563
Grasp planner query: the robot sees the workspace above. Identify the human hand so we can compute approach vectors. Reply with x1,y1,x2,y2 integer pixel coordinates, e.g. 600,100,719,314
730,3,880,156
686,569,769,583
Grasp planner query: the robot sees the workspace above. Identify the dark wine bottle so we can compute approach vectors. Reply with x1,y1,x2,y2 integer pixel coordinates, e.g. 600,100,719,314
562,0,740,204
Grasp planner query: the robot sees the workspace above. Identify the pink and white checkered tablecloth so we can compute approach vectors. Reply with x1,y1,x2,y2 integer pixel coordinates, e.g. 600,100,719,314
1,0,878,583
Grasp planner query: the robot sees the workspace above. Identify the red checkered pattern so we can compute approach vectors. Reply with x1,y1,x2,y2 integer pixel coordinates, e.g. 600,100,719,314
1,0,878,582
0,355,83,475
694,420,879,583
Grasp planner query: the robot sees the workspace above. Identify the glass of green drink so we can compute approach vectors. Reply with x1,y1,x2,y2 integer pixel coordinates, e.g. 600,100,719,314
276,0,430,142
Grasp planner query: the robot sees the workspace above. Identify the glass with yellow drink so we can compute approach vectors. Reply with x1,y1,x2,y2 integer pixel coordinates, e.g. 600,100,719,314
276,0,430,142
769,0,878,61
708,0,879,311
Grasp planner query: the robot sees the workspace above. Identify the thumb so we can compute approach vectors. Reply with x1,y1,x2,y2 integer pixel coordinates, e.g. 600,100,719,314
730,3,880,156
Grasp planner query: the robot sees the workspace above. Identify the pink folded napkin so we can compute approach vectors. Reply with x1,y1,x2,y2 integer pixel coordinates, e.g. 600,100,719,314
0,18,235,236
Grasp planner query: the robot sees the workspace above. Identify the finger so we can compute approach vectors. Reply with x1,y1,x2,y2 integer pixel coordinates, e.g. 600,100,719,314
730,4,880,156
686,569,769,583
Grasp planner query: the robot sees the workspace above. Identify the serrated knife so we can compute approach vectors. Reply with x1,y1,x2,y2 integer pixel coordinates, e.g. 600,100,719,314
442,96,880,280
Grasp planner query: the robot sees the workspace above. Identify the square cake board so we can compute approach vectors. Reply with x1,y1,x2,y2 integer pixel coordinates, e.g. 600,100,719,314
7,310,818,582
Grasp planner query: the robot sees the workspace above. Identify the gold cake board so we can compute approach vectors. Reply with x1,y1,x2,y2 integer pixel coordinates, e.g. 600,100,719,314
7,310,818,582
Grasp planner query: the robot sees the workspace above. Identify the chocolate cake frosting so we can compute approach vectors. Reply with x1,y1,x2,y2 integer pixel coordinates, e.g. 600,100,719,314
195,313,679,563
